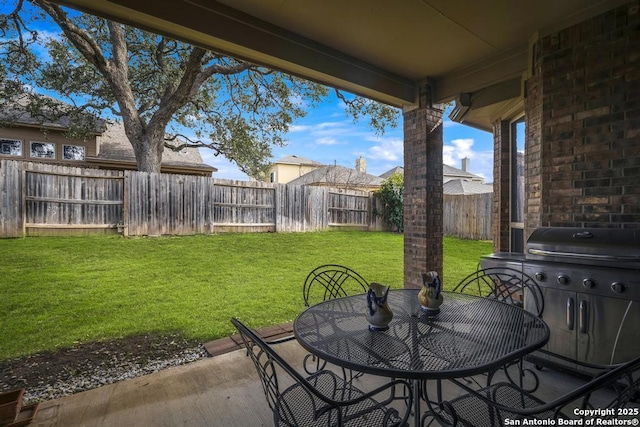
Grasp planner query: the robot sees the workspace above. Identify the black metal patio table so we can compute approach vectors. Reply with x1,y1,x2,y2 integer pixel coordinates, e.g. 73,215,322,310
293,289,550,427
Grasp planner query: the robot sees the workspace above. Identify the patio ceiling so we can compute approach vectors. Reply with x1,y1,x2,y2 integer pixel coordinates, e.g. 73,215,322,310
52,0,626,130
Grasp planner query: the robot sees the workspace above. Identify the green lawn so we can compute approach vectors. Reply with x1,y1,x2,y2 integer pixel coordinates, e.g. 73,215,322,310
0,231,491,361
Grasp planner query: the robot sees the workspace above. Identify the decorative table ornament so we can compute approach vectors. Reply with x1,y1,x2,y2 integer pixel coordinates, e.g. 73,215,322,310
365,282,393,331
419,271,443,315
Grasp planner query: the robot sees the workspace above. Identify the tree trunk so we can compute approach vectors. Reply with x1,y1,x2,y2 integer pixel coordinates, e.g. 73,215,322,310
126,125,165,174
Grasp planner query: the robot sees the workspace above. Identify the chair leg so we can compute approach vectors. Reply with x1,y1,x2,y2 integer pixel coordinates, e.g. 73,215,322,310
501,359,540,393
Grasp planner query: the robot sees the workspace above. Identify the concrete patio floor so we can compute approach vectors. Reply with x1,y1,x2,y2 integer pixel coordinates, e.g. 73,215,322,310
27,335,638,427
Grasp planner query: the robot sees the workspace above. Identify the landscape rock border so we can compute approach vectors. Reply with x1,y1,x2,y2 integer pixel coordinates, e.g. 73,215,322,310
0,334,208,404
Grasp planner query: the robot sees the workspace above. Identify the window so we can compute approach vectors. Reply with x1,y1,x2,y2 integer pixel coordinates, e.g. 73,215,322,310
510,117,525,253
270,171,276,183
30,142,55,159
0,139,22,156
63,145,85,160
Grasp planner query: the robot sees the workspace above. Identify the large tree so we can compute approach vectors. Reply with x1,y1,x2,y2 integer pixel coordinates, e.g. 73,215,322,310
0,0,399,176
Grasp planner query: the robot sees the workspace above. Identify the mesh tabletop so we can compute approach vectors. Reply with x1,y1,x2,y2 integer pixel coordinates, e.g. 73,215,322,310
293,290,550,380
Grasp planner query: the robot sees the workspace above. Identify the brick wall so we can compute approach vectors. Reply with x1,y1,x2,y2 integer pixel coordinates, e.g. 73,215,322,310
403,85,444,289
525,54,543,238
492,119,511,251
525,2,640,232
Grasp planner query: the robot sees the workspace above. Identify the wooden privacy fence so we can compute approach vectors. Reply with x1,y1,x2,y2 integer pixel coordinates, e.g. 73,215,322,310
0,160,491,239
443,193,492,240
0,160,386,237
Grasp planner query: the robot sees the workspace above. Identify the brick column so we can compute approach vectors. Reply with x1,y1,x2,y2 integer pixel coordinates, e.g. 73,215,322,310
403,84,444,289
492,120,511,252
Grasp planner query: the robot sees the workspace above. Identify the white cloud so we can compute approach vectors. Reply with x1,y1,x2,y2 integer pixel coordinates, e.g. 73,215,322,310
289,121,347,133
443,146,456,166
367,137,402,162
288,124,311,132
443,138,494,182
317,137,338,145
444,138,475,165
442,118,460,128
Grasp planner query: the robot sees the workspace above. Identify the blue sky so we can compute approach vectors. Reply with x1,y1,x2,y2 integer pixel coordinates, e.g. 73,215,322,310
202,92,496,183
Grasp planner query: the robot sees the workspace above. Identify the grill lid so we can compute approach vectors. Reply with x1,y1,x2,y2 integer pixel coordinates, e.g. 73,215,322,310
526,227,640,268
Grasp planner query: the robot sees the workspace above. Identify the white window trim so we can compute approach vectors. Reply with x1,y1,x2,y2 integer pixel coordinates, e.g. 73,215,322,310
62,144,86,161
30,141,56,159
0,138,23,156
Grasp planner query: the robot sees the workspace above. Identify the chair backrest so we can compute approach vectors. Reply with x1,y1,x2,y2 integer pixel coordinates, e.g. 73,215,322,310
453,267,545,317
231,318,295,414
230,317,412,426
302,264,369,307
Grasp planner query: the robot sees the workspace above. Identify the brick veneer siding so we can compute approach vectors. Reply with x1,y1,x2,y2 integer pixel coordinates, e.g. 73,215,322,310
492,119,511,252
403,85,444,289
525,64,543,239
525,2,640,234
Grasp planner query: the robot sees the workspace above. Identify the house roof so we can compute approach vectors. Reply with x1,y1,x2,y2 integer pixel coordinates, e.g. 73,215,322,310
379,166,404,179
0,93,105,133
443,179,493,195
93,122,214,172
443,164,483,181
380,165,484,182
288,165,383,188
273,155,323,166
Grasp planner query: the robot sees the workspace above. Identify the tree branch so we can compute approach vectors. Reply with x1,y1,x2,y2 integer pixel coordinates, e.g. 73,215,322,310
33,1,109,72
164,133,221,153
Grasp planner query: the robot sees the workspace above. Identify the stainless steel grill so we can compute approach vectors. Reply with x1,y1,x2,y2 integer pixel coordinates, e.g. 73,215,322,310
481,227,640,376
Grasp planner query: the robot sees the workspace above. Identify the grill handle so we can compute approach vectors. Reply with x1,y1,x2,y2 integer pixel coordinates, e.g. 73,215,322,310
528,248,640,261
579,300,588,334
566,297,574,330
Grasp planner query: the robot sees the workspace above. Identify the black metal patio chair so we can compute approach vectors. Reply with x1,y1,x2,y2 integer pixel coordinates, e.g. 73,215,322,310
303,264,370,307
452,267,544,317
452,267,545,391
423,355,640,427
231,317,413,427
299,264,370,379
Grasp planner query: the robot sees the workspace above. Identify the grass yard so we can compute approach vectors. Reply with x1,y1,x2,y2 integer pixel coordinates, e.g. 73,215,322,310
0,231,491,361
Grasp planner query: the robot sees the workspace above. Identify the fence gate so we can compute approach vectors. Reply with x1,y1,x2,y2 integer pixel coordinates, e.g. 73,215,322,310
23,169,126,236
327,190,371,229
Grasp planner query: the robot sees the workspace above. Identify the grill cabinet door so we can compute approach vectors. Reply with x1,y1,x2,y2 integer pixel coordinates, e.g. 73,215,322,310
577,296,640,365
539,287,577,362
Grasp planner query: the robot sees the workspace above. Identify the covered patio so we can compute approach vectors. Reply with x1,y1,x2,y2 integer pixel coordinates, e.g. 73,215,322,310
30,339,616,427
22,0,640,425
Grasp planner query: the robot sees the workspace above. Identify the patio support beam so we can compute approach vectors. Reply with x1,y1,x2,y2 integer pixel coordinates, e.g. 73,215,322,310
403,83,444,289
492,119,511,252
50,0,418,108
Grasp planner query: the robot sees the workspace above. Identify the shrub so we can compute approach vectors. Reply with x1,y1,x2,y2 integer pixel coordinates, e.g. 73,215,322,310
375,173,404,232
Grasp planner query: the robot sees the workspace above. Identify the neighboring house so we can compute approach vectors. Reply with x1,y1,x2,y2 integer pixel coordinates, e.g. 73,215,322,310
288,163,383,192
0,94,104,165
379,166,404,179
380,158,485,184
89,122,215,176
264,155,323,183
0,96,215,176
443,179,493,195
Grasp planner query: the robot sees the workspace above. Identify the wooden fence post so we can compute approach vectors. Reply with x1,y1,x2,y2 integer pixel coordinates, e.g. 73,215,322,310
21,169,26,237
123,172,129,237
